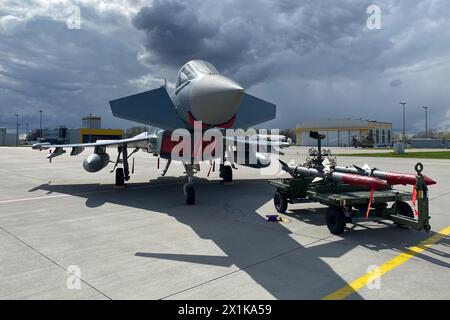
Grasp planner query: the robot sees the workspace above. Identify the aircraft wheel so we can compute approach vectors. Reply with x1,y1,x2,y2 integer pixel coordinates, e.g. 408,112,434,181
115,168,125,186
184,183,195,205
326,206,347,235
274,192,288,213
223,165,233,183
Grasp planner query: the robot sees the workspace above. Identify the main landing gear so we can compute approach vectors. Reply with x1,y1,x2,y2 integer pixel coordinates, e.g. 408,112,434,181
112,146,139,187
115,168,125,186
219,164,233,184
183,163,195,205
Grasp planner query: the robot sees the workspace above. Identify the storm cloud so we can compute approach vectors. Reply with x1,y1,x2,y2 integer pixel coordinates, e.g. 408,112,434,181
132,0,381,87
132,0,450,130
1,0,450,132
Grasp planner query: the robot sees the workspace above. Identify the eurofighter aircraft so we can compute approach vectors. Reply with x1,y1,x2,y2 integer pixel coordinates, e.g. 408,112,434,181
33,60,284,204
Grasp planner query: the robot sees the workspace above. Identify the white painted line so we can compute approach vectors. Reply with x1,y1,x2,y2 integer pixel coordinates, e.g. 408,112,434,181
0,194,71,204
0,181,197,204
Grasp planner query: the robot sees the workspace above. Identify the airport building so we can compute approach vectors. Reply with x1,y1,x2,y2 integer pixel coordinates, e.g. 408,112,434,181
410,138,450,149
37,115,124,144
0,128,18,145
296,119,393,147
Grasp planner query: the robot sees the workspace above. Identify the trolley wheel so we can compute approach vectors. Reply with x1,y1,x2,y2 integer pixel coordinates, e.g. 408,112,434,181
184,183,195,205
326,206,347,235
115,168,125,186
274,192,288,213
392,201,414,227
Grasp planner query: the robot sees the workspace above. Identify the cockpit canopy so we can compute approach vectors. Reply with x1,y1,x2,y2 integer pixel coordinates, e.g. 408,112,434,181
176,60,219,88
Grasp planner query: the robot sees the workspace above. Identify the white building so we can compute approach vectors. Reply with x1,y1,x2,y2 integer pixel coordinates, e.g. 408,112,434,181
82,114,101,129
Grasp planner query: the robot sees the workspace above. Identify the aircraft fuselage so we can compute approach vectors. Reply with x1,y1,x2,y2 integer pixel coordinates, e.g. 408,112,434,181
172,60,244,129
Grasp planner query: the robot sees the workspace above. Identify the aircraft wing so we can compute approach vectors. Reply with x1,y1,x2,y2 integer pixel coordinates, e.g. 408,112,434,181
224,136,289,148
109,87,185,130
31,132,157,161
222,135,287,168
32,133,151,150
233,93,276,129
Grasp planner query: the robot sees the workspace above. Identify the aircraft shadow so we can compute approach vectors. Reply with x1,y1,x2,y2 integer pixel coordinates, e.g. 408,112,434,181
28,179,448,299
287,208,450,269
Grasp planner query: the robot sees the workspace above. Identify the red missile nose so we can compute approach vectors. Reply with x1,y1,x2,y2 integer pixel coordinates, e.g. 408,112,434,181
423,175,437,186
385,173,436,186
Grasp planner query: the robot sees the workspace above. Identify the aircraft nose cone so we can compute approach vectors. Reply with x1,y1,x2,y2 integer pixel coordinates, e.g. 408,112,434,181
190,75,244,125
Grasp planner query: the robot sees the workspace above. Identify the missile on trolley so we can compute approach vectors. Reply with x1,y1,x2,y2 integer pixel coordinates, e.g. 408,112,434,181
333,165,436,186
279,160,389,190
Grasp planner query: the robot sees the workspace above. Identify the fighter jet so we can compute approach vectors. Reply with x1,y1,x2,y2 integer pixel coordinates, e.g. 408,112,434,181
33,60,284,204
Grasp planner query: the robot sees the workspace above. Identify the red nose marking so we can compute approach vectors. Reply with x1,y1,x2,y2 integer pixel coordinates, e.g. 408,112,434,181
188,112,236,129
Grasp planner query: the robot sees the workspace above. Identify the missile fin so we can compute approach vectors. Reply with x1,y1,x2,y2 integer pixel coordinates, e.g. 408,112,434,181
352,164,366,174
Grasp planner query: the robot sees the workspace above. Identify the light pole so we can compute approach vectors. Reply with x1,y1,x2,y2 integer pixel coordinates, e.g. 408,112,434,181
422,106,429,138
15,113,19,146
39,110,43,141
399,102,406,144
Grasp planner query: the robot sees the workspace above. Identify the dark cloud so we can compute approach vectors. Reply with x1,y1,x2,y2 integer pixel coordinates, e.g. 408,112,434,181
133,0,216,63
1,0,450,132
132,0,258,81
0,3,146,130
132,0,392,87
131,0,450,132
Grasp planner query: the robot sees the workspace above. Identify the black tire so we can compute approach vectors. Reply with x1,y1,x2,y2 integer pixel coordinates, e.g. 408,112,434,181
184,183,195,205
223,165,233,183
115,168,125,186
392,201,414,227
326,206,347,235
274,192,288,213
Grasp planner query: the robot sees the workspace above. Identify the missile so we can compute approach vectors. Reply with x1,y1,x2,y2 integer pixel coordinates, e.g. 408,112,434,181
32,142,51,150
279,160,388,190
333,165,436,186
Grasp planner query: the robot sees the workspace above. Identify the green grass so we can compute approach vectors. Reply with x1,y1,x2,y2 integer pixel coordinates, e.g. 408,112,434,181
336,151,450,159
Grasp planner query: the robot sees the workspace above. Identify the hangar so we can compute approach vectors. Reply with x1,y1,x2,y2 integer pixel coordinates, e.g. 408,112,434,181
296,119,393,147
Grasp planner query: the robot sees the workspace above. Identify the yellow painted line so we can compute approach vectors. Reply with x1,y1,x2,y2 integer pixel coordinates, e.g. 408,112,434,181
323,225,450,300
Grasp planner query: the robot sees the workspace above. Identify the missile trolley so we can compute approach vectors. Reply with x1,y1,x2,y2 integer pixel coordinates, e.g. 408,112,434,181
269,132,436,235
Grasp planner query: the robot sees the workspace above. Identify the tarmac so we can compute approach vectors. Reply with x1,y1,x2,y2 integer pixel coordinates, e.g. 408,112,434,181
0,146,449,300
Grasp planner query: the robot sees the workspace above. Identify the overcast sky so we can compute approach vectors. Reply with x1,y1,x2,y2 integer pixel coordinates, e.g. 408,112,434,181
1,0,449,133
